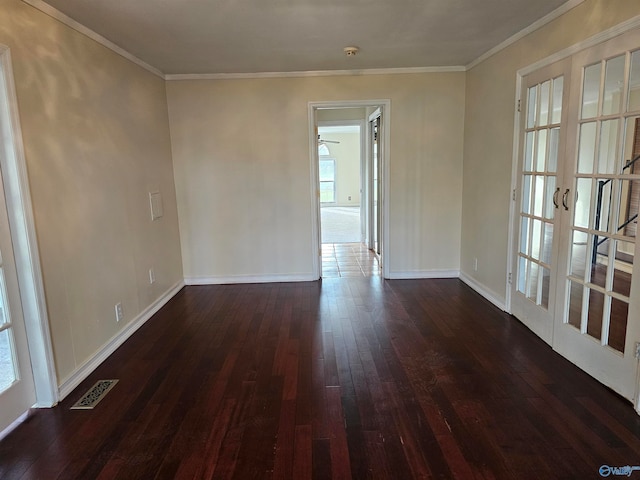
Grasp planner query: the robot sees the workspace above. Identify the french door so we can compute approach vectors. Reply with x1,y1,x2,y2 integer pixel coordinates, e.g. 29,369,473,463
512,28,640,404
0,164,36,433
512,58,571,345
369,111,382,256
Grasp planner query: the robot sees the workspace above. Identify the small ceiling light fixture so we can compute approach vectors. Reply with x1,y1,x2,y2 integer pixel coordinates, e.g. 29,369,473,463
343,46,359,57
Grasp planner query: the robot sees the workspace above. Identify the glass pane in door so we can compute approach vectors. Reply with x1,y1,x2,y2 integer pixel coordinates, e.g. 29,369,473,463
0,268,17,393
581,63,601,119
0,329,16,392
622,117,640,237
628,50,640,111
609,298,629,353
516,76,564,306
565,55,637,354
602,55,625,116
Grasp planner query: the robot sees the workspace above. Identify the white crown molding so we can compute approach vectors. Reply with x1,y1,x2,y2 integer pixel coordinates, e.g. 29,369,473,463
466,0,585,70
21,0,164,79
165,66,466,81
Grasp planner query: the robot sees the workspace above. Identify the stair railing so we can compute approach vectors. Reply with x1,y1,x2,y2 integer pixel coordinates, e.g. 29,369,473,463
591,153,640,266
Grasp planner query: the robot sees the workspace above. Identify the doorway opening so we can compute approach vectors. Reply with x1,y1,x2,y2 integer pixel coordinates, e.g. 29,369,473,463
318,121,377,278
309,101,390,279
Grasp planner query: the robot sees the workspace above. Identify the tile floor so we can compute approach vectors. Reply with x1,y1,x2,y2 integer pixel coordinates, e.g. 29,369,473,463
321,242,380,278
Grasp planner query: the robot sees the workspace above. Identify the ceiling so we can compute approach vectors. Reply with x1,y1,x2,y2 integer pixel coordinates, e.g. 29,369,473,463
29,0,574,76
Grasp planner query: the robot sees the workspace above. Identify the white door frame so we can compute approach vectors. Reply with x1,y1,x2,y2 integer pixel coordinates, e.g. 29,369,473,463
0,46,58,410
368,108,382,254
308,100,391,279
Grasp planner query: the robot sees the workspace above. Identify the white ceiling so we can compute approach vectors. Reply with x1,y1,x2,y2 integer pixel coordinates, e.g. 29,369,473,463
28,0,575,76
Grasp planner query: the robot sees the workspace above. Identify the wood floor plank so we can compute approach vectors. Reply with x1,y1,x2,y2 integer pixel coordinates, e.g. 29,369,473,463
325,386,352,479
2,278,640,479
292,424,312,480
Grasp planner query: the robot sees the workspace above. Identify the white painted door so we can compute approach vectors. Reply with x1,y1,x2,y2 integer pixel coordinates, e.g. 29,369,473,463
0,161,36,433
512,29,640,404
553,29,640,402
511,59,571,345
369,112,382,256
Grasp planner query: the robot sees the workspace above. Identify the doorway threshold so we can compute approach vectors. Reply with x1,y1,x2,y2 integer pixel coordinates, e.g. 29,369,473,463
321,243,380,278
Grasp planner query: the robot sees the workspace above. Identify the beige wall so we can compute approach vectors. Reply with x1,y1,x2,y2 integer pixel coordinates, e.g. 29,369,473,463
461,0,640,303
0,0,183,385
167,72,466,280
317,108,366,123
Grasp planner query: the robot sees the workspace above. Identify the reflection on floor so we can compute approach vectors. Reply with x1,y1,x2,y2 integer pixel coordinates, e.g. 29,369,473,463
321,243,380,278
567,260,631,353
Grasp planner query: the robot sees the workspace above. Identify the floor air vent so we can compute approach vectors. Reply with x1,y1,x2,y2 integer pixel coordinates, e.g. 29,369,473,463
71,379,118,410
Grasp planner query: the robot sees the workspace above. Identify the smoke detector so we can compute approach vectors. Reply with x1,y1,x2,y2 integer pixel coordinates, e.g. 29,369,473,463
343,46,359,56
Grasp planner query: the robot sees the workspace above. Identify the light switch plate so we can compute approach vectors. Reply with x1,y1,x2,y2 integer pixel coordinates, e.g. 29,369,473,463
149,191,163,221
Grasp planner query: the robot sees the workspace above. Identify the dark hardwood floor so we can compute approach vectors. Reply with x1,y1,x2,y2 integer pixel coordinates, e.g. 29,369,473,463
2,278,640,479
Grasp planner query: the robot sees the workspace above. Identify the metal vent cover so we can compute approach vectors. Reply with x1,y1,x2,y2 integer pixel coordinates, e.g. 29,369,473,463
71,379,118,410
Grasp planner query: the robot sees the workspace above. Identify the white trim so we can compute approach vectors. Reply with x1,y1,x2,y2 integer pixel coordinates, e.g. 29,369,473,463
466,0,585,70
368,108,382,122
0,410,29,442
459,272,508,311
21,0,164,79
381,104,391,280
505,72,524,314
185,274,317,285
309,106,321,280
387,269,460,280
57,280,184,401
0,46,58,407
165,66,465,81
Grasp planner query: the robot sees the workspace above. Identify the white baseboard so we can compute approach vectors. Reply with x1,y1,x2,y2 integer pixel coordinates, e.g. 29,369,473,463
459,272,507,311
185,273,318,285
387,269,460,280
58,280,185,401
0,410,29,442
